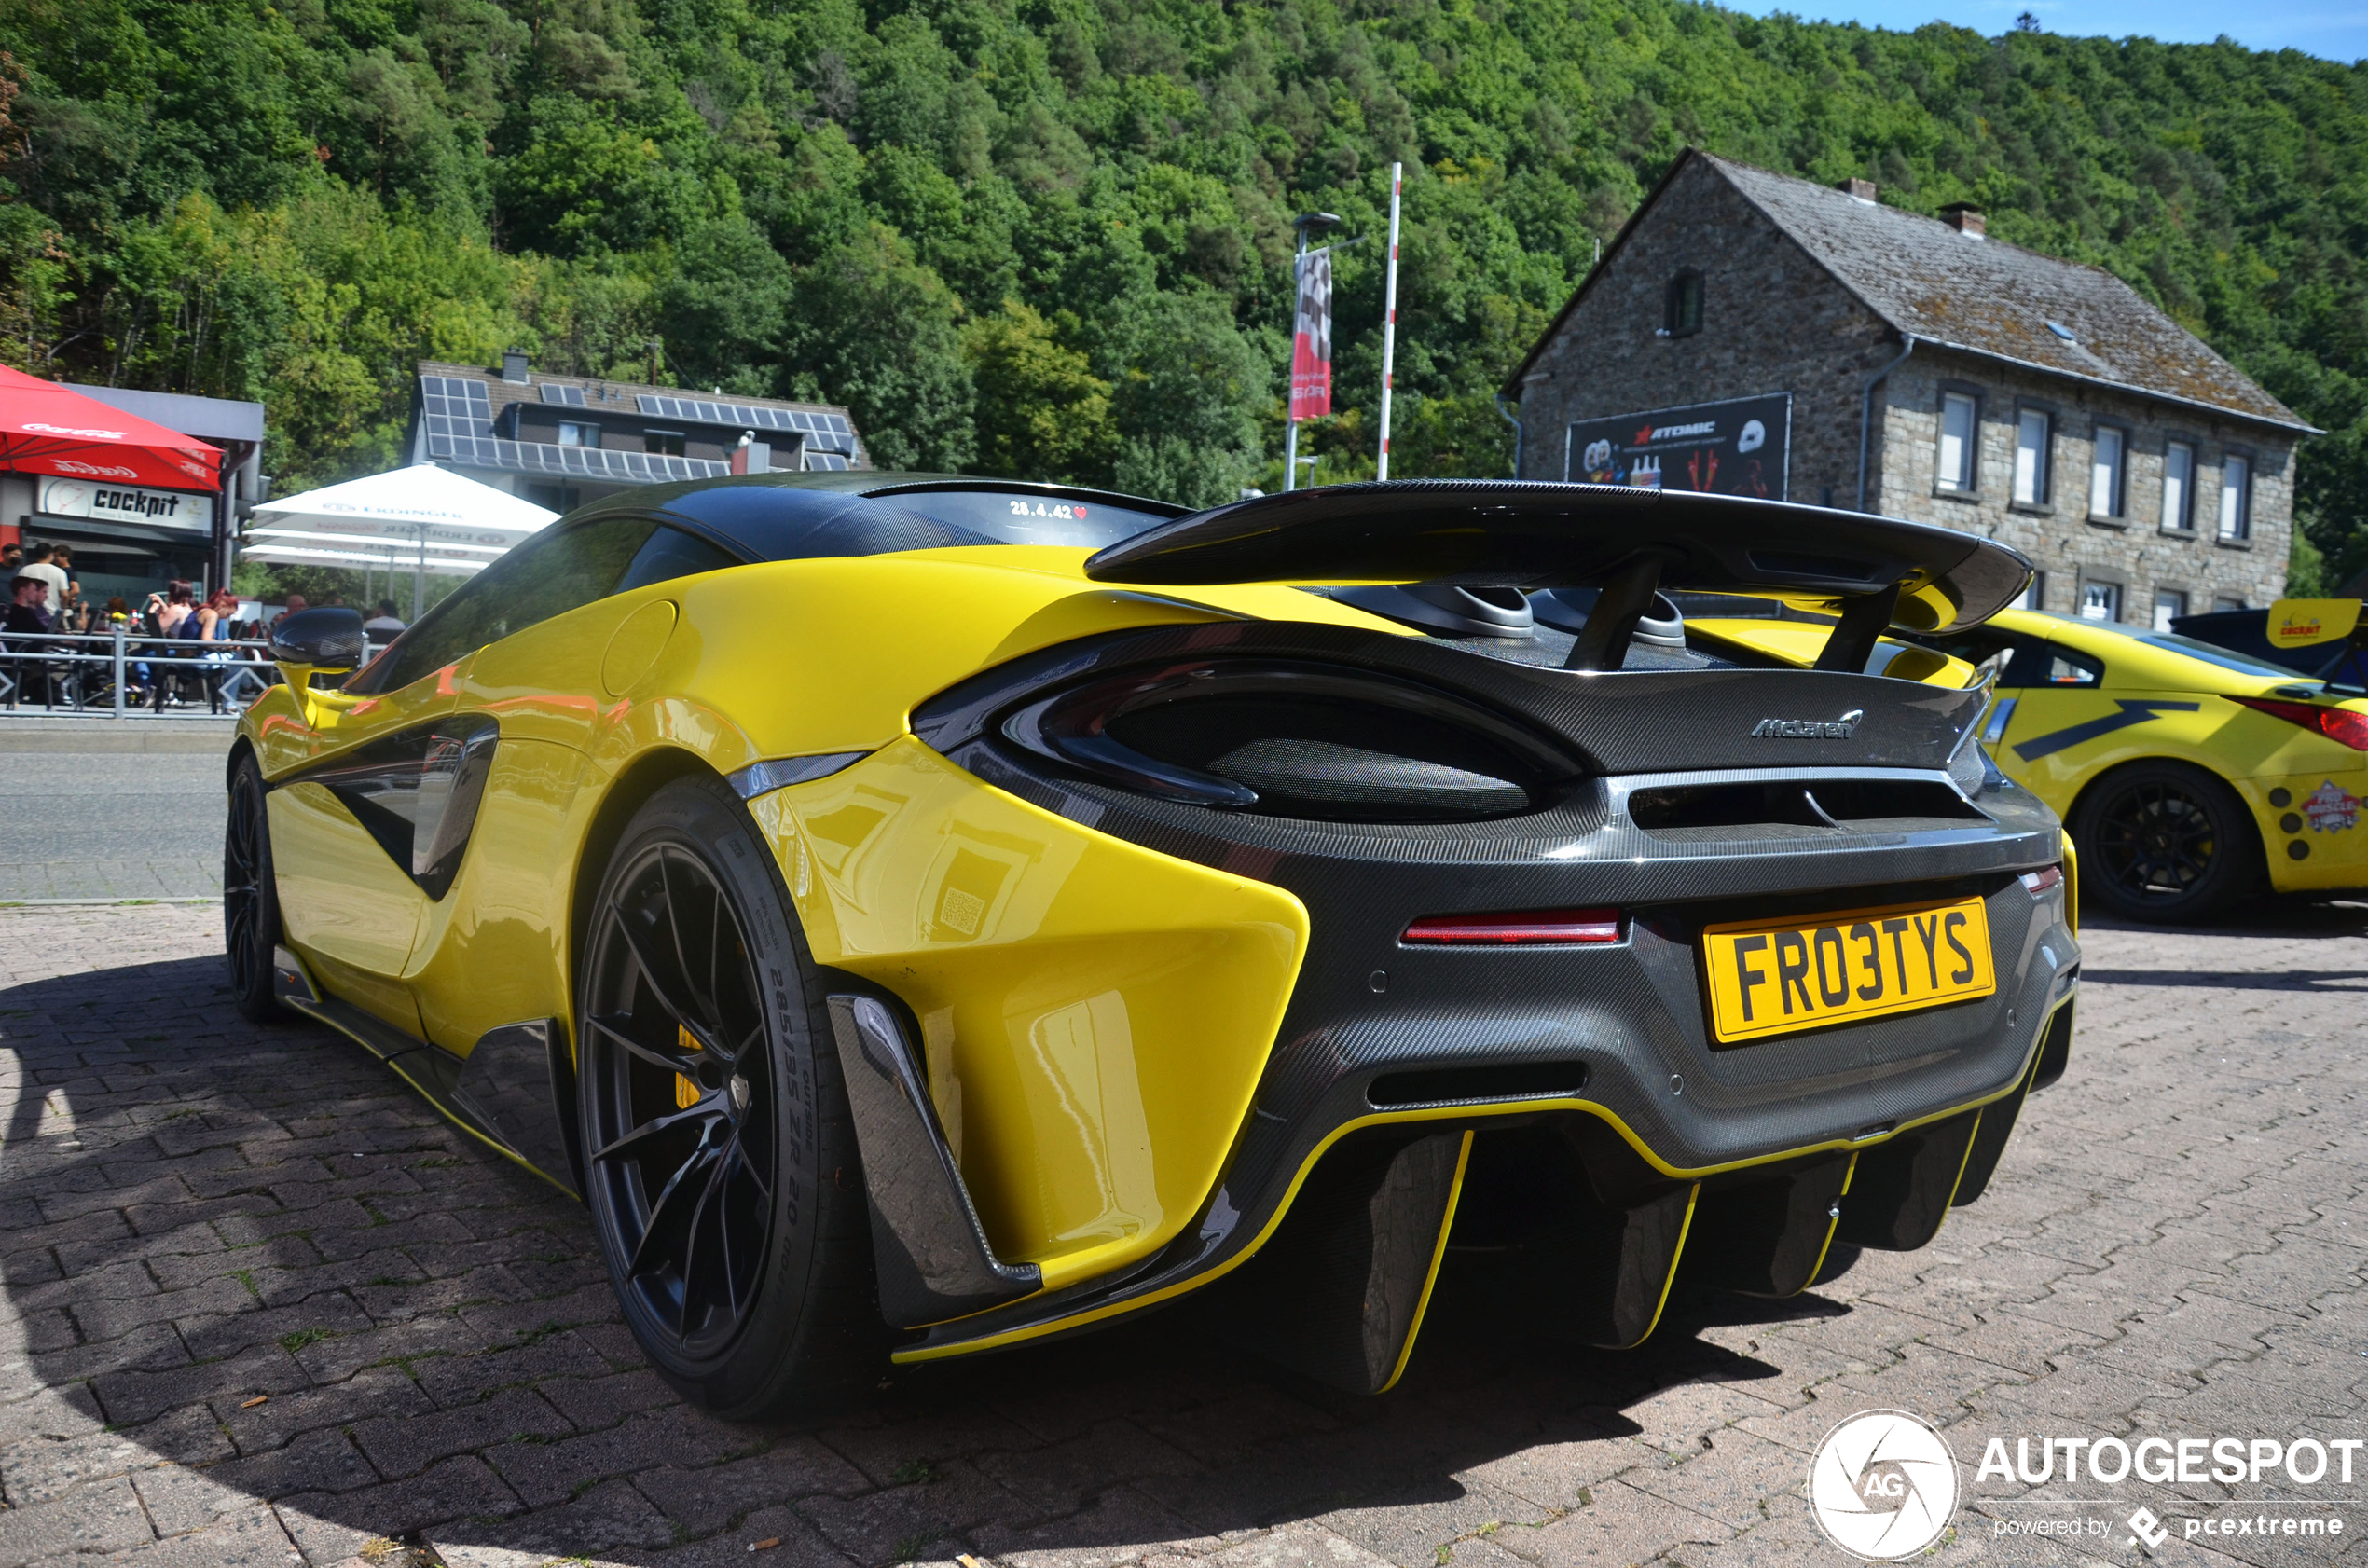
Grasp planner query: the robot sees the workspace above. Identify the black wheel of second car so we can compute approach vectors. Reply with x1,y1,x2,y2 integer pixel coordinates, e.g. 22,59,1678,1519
577,775,879,1417
2072,760,2261,925
223,751,288,1025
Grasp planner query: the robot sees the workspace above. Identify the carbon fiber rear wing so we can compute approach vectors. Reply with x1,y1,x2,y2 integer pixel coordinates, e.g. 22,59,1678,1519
1084,481,2033,672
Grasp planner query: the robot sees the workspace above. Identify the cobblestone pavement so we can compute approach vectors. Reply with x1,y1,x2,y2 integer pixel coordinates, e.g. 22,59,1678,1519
0,902,2361,1568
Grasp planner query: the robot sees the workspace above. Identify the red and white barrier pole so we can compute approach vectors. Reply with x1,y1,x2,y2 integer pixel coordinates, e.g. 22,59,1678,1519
1376,162,1402,482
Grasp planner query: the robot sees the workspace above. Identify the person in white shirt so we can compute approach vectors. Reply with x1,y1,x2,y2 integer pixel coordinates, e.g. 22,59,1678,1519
15,543,68,609
362,598,407,636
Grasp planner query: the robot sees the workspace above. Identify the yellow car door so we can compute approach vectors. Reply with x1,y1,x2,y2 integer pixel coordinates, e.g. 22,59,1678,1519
266,662,463,1032
402,516,744,1052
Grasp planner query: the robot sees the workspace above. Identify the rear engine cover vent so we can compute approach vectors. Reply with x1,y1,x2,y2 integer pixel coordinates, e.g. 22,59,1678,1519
1630,778,1986,839
1196,737,1529,818
1108,692,1549,821
1000,659,1582,823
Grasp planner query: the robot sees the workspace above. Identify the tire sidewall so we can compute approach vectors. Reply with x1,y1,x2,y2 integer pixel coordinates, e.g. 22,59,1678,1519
2073,760,2260,924
576,775,847,1414
224,751,286,1022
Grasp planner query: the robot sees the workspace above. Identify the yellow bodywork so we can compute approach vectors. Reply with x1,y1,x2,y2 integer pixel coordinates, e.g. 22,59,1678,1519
750,736,1308,1289
1976,611,2366,894
238,537,2077,1360
241,546,1391,1283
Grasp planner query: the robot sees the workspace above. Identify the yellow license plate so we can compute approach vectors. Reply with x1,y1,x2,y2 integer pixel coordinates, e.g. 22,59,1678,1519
1700,896,1996,1044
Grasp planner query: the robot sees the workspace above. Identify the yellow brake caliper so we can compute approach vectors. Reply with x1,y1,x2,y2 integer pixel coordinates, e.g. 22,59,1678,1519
674,1023,702,1109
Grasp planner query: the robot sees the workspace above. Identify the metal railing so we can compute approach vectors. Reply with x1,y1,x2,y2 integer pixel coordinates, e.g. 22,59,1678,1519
0,628,282,719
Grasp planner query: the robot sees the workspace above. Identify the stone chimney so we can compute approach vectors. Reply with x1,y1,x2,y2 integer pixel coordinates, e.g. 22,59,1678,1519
1840,177,1879,202
501,348,530,383
1941,203,1987,238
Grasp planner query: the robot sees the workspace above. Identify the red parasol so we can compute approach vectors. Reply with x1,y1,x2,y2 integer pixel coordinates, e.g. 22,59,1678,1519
0,364,223,489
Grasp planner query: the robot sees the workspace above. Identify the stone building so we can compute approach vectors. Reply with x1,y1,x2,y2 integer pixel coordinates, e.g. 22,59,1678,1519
1503,149,2316,625
407,353,867,516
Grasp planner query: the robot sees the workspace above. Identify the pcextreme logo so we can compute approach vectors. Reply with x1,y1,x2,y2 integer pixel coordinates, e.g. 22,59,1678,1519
1807,1410,1960,1561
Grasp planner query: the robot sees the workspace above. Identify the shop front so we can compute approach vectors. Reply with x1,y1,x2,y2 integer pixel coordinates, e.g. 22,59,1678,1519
9,475,218,605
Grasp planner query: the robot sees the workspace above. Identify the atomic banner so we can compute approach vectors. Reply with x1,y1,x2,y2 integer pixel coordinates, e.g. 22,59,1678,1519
1567,392,1792,500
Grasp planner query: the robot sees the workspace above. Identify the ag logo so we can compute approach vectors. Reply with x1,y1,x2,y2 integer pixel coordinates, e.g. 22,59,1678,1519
1806,1410,1959,1561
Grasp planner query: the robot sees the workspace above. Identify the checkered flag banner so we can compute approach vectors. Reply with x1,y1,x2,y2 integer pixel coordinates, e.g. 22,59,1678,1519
1289,247,1333,421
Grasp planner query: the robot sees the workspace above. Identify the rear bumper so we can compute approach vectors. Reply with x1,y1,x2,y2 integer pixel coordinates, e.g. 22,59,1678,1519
860,740,2077,1361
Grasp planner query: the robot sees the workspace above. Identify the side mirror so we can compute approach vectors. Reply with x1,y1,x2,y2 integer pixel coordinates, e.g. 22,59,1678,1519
269,607,365,672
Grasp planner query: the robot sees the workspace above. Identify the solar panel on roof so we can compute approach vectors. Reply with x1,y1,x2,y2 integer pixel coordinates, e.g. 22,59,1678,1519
628,392,851,440
540,383,587,405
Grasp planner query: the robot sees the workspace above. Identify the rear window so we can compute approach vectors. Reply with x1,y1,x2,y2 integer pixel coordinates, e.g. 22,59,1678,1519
2137,631,2318,680
2072,619,2315,681
869,486,1176,549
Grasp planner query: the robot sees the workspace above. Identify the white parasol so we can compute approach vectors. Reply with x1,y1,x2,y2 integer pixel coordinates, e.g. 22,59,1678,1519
241,462,557,613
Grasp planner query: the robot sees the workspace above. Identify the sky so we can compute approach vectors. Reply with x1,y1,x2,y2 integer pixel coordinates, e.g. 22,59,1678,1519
1731,0,2367,62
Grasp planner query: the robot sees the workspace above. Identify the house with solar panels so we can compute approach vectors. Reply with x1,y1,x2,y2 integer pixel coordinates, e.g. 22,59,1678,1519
407,352,868,515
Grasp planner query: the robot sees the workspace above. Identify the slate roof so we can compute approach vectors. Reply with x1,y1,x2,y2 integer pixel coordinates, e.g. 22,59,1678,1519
1508,150,2314,434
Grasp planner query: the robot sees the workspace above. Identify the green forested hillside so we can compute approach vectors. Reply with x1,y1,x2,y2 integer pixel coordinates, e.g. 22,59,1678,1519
1,0,2362,582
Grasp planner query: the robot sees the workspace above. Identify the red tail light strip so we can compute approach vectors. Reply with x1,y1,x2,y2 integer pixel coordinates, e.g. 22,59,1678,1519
1403,908,1621,944
2232,696,2368,751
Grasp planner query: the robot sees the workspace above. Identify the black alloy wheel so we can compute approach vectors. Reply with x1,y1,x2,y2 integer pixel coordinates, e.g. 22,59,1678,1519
578,776,878,1416
2072,760,2260,925
224,752,288,1025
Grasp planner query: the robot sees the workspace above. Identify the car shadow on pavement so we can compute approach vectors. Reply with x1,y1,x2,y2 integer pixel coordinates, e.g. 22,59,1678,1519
0,952,1854,1565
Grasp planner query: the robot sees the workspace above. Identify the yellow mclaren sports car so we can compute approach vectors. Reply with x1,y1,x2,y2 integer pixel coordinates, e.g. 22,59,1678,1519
227,476,2078,1415
1898,607,2368,923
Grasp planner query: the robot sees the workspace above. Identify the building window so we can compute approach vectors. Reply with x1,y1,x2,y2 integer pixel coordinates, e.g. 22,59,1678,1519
523,483,581,513
2214,595,2247,612
1663,271,1703,337
2079,579,2122,622
2014,409,2052,505
2218,452,2251,541
2022,571,2046,612
2152,588,2188,631
645,431,687,457
1935,392,1977,493
2089,424,2126,518
2161,440,2195,532
557,421,596,448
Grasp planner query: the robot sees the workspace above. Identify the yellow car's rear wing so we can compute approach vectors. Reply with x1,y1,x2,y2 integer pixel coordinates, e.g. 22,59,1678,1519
1085,480,2035,674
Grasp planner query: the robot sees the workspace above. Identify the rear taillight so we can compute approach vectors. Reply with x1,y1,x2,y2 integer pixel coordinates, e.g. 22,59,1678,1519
2232,697,2368,751
1403,908,1620,944
2019,865,2063,895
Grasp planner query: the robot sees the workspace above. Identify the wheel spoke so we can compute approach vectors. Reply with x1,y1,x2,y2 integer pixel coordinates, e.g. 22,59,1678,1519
734,1135,773,1203
604,909,728,1058
679,1141,738,1346
656,852,718,1028
586,1012,703,1078
592,1101,721,1165
627,1129,722,1279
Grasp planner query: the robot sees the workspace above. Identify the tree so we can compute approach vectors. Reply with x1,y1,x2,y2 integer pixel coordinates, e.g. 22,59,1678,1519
779,224,975,474
962,301,1117,485
1108,289,1269,508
